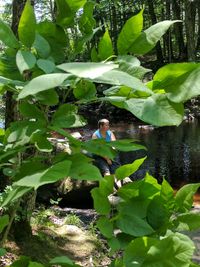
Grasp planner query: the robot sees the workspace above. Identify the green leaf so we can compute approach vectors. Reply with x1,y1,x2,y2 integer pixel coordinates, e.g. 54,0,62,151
37,59,56,74
82,139,116,159
32,132,53,152
19,102,46,121
0,19,19,48
151,63,200,103
79,1,96,34
1,186,32,207
16,50,36,74
57,62,118,79
56,0,74,27
93,69,152,94
0,215,9,233
33,33,51,58
96,216,113,238
14,160,71,189
18,0,36,47
130,20,181,55
124,237,155,267
51,104,86,128
116,213,154,237
117,55,151,79
73,79,96,100
174,213,200,231
109,94,184,126
36,22,67,63
117,9,143,54
91,46,99,62
91,187,111,215
147,196,168,230
50,255,81,266
17,73,71,99
160,179,175,212
98,29,113,61
107,140,146,152
35,89,59,105
68,154,102,181
175,183,200,213
143,232,195,266
115,157,146,180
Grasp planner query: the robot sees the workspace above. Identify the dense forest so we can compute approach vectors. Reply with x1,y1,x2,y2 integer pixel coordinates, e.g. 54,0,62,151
0,0,200,266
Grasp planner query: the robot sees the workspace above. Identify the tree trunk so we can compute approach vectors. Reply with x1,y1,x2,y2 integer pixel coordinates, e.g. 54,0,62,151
147,0,164,65
184,0,196,61
172,0,186,60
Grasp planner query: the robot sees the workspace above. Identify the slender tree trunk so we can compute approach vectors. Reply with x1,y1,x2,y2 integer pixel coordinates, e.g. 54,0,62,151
172,0,186,60
184,0,196,61
147,0,164,65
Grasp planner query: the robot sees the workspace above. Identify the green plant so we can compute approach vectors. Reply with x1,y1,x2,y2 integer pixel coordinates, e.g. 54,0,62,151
64,213,82,227
0,0,200,266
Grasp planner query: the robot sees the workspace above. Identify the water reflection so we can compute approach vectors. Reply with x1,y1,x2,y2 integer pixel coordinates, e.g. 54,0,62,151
112,120,200,188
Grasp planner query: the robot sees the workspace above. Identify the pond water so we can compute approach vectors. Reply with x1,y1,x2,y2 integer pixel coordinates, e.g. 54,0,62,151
109,120,200,189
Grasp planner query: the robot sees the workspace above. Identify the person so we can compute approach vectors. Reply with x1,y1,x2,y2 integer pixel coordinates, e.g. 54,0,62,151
92,118,120,176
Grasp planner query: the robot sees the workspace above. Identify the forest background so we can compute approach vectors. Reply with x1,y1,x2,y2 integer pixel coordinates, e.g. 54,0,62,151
0,0,200,267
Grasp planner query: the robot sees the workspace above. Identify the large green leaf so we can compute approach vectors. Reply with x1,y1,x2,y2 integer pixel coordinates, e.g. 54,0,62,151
33,33,51,58
174,213,200,231
94,69,152,94
142,232,195,267
18,0,36,47
98,29,114,61
79,1,96,34
73,79,96,100
51,104,86,128
50,256,81,267
56,0,74,27
57,62,118,79
91,175,114,215
117,55,151,79
117,9,143,55
1,186,32,207
175,183,200,213
14,160,71,189
16,50,36,74
116,213,154,237
0,19,19,48
28,262,45,267
68,154,102,181
124,233,195,267
109,94,184,126
19,102,46,121
36,22,67,63
35,89,59,105
130,20,181,55
115,157,146,180
17,73,71,99
107,139,146,152
82,139,116,159
150,63,200,103
91,187,111,215
37,59,56,74
97,216,113,238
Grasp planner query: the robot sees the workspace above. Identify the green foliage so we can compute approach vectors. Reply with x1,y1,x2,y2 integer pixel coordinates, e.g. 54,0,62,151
0,2,200,266
18,0,36,47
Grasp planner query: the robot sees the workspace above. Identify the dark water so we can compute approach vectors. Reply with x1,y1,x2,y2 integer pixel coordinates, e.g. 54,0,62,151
110,120,200,188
